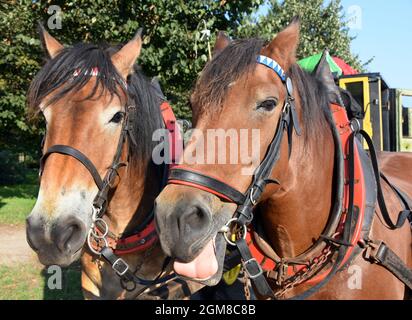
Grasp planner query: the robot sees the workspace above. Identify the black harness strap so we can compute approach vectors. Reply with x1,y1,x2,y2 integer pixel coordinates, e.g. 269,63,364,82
168,168,246,204
364,240,412,290
351,130,412,290
235,102,296,298
100,247,176,287
236,237,274,298
236,102,291,226
380,172,412,227
359,130,412,230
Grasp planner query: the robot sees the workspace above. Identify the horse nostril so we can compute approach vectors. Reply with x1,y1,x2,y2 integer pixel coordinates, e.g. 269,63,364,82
53,218,86,254
179,203,211,234
26,227,39,251
58,226,75,252
26,215,42,251
196,208,206,219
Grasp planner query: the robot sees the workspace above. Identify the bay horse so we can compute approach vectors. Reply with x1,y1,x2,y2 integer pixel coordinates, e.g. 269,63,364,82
154,19,412,299
25,26,201,299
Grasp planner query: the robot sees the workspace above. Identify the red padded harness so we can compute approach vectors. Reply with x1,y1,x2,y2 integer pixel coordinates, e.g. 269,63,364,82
246,103,366,285
160,101,183,166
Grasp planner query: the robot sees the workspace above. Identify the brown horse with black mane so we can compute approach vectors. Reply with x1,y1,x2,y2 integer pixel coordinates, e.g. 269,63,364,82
25,26,201,299
154,19,412,299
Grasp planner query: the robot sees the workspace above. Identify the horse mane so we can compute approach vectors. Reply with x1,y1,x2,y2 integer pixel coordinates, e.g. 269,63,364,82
27,42,163,163
192,38,333,137
192,38,265,112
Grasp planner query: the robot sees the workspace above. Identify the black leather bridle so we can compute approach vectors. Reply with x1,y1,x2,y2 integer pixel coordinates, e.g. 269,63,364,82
167,55,302,297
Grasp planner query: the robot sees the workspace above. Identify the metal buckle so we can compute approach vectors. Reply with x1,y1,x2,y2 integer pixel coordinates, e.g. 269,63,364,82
220,218,247,246
350,118,361,133
243,258,263,280
112,258,129,276
87,228,108,256
249,187,257,205
365,240,384,263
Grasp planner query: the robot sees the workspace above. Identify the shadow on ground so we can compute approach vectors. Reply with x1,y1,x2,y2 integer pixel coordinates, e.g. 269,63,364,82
0,171,38,211
41,262,83,300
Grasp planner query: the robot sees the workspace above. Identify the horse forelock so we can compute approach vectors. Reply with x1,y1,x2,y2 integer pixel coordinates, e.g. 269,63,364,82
191,37,333,140
28,42,164,164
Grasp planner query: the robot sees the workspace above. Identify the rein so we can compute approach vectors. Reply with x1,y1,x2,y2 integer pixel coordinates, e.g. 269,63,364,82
39,76,180,291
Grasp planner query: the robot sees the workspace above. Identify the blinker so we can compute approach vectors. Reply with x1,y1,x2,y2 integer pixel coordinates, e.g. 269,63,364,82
286,77,293,96
290,102,302,136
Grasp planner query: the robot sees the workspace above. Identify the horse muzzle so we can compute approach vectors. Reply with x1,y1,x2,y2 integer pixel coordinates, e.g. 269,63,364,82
154,185,232,284
26,214,87,266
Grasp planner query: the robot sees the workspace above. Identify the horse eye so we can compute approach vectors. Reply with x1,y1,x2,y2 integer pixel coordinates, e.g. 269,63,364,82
257,99,278,111
109,112,124,124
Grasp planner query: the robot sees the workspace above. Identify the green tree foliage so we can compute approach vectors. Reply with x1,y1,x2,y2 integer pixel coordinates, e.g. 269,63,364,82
0,1,43,156
0,0,262,160
0,0,362,173
236,0,363,71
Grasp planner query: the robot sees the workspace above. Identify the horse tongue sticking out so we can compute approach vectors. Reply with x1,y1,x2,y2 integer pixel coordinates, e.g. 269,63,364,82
173,239,218,280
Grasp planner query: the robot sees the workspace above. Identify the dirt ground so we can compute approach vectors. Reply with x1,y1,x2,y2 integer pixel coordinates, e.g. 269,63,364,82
0,224,37,266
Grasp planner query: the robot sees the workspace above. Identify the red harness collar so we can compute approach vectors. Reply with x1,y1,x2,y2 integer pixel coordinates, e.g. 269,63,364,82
92,101,181,255
247,103,366,285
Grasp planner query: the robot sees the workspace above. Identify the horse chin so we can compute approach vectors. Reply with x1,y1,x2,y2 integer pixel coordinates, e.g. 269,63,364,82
174,233,227,286
36,243,84,267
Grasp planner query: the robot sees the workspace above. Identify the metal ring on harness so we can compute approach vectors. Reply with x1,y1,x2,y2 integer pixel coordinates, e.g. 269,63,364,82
221,218,247,246
87,228,108,255
350,118,361,133
91,206,101,221
90,218,109,239
249,187,257,205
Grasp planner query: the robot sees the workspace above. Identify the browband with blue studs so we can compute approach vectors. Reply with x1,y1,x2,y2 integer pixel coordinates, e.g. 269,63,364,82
256,55,286,82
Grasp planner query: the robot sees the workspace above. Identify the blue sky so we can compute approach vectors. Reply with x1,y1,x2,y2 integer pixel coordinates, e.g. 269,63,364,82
341,0,412,89
258,0,412,89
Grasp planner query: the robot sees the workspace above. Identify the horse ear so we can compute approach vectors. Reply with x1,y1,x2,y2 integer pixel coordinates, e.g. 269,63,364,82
264,16,300,70
315,50,342,103
111,28,143,79
38,23,64,59
315,50,337,90
213,31,231,57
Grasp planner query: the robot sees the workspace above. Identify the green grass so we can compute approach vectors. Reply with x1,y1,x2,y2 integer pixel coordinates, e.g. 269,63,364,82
0,172,84,300
0,262,83,300
0,171,38,225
